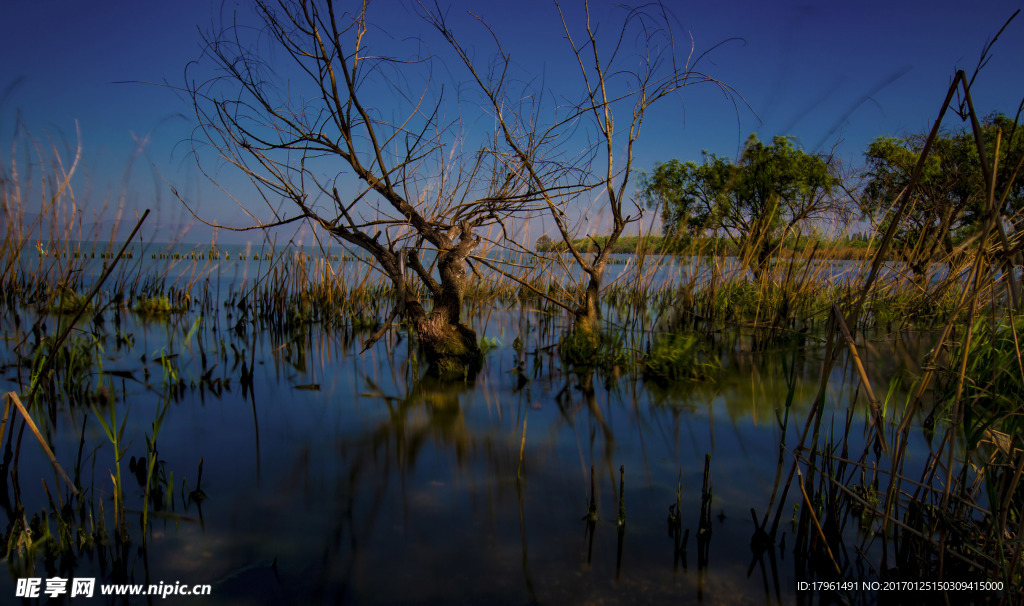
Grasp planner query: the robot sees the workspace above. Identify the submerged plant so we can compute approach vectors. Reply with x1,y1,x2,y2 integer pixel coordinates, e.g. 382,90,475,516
642,332,720,383
132,295,175,316
559,328,631,374
27,333,108,408
48,286,92,315
478,336,502,357
92,396,129,544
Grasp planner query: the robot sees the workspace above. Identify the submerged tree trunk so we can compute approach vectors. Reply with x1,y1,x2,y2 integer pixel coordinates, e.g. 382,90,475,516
410,306,480,378
400,226,482,379
343,221,481,380
563,264,606,364
417,249,481,378
574,274,603,338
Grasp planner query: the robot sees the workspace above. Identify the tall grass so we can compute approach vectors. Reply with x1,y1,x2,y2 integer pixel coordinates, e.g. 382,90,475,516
0,129,213,582
767,66,1024,597
3,57,1022,597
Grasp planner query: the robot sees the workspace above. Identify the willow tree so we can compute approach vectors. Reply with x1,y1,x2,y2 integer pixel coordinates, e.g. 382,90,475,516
641,134,847,277
427,2,733,345
184,0,559,377
861,113,1024,276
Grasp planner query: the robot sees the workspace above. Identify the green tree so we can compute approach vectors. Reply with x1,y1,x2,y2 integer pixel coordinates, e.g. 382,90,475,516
861,113,1024,275
637,159,713,250
641,134,845,272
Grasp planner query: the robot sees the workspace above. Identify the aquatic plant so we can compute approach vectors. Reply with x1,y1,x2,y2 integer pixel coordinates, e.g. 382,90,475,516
132,295,175,316
478,336,503,357
91,394,129,543
764,47,1024,598
558,328,631,374
641,332,720,383
49,286,92,314
942,315,1024,412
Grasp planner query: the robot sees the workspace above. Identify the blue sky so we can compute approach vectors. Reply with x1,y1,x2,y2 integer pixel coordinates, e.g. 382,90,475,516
2,0,1022,243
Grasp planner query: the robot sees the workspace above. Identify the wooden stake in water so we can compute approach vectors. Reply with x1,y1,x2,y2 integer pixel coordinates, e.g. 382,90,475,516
617,465,626,528
699,454,712,537
616,464,626,580
517,414,527,480
584,465,598,523
582,464,598,566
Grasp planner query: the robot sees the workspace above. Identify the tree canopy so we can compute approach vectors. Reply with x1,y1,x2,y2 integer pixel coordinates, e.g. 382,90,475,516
860,113,1024,275
640,134,844,269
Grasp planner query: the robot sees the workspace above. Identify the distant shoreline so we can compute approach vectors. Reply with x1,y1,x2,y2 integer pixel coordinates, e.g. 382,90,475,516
24,236,887,262
536,235,882,261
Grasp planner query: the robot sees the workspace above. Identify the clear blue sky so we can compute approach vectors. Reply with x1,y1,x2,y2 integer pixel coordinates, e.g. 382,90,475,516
2,0,1022,242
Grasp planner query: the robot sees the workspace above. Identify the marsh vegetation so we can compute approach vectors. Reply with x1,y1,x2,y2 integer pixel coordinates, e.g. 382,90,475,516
1,2,1023,604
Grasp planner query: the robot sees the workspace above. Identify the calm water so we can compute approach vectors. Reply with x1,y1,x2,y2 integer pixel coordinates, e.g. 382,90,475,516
20,240,878,292
1,246,945,604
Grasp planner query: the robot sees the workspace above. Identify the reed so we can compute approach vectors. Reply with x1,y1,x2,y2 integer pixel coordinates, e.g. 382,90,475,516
0,129,215,584
3,51,1023,598
768,61,1024,597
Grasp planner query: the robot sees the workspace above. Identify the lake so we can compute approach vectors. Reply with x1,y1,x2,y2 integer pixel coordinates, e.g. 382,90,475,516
0,242,1003,604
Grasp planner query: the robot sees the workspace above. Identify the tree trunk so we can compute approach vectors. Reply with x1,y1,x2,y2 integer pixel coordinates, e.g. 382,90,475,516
563,269,604,365
411,243,481,379
752,238,774,281
574,276,602,338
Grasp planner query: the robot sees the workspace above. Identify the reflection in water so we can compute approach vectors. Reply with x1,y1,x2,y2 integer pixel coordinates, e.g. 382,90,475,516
204,327,822,604
1,288,936,605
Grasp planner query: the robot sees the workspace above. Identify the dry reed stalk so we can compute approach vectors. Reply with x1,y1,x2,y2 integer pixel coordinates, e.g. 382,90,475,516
2,392,79,496
795,466,842,575
832,303,888,454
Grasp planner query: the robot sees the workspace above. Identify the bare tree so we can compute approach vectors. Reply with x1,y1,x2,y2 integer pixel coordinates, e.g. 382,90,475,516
184,0,567,376
427,1,735,348
184,0,732,374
